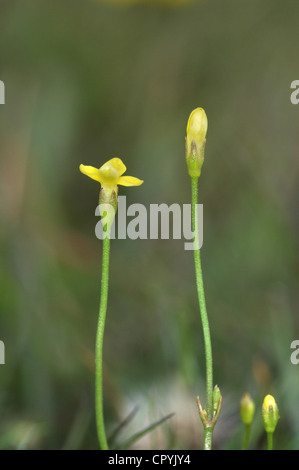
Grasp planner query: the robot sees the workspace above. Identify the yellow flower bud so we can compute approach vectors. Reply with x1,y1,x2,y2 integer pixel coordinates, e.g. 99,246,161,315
185,107,208,178
262,395,279,434
240,393,256,425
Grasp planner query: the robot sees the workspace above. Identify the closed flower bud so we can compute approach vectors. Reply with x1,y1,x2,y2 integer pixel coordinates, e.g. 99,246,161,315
212,385,222,415
262,395,279,434
240,393,256,425
185,107,208,178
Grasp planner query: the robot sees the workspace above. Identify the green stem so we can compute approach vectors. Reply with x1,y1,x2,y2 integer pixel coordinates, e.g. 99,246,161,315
267,431,273,450
242,423,251,450
191,176,214,449
203,426,213,451
95,235,110,450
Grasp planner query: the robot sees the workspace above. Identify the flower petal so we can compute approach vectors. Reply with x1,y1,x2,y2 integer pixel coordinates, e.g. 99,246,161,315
79,164,102,183
117,175,144,187
98,162,120,184
102,158,126,177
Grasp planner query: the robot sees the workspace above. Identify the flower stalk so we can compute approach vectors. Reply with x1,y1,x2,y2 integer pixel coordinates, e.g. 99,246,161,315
191,176,214,420
95,233,110,450
186,108,221,449
80,158,143,450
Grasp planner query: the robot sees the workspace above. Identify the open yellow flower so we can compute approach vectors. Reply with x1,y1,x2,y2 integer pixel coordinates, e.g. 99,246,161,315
80,158,143,231
80,158,143,195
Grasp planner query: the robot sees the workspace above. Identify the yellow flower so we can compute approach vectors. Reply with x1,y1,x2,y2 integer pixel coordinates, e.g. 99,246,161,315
186,107,208,144
263,395,276,409
80,158,143,232
185,107,208,178
79,158,143,196
262,394,279,434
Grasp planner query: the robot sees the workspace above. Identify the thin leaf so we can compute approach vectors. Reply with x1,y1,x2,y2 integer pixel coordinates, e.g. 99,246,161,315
118,412,175,450
108,406,139,447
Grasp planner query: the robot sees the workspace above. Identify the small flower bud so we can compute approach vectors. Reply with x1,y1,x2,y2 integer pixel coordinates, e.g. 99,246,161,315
185,107,208,178
262,395,279,434
240,393,256,425
212,385,222,415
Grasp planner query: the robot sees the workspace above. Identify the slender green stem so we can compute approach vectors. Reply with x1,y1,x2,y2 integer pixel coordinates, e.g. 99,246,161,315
191,176,214,449
95,235,110,450
242,423,251,450
267,431,273,450
203,426,213,451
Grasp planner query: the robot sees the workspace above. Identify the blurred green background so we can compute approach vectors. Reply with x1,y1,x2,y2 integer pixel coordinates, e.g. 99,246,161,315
0,0,298,450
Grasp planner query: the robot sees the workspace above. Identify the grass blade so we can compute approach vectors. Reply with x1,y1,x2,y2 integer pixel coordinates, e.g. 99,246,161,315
108,406,139,448
118,412,175,450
